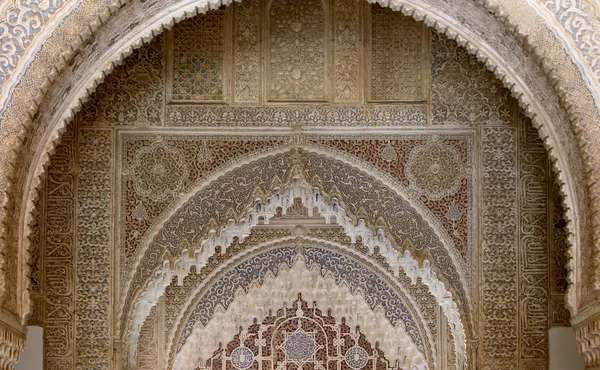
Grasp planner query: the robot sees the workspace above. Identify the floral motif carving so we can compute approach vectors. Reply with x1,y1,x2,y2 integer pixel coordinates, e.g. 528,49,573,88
234,0,260,103
481,126,518,363
170,10,226,102
80,36,165,126
121,136,287,262
334,0,360,102
405,139,466,200
309,136,471,261
76,129,112,369
543,0,600,83
369,4,425,101
130,139,190,202
268,0,326,101
0,0,68,96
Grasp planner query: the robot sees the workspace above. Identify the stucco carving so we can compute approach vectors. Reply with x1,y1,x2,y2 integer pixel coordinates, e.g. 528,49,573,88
126,174,466,369
0,0,592,342
173,255,429,370
2,0,589,368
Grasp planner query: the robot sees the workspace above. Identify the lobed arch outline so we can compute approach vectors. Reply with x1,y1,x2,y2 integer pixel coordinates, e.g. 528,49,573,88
9,0,591,331
119,143,471,336
123,153,467,369
169,244,436,370
172,255,430,370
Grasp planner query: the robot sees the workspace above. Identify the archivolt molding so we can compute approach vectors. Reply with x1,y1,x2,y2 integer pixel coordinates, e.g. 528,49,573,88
172,256,429,370
125,176,466,369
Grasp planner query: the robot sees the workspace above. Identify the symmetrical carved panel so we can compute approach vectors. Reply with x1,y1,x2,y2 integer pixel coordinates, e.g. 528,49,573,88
170,243,436,370
333,0,361,103
196,295,426,370
368,4,427,102
76,129,113,369
24,6,567,369
233,0,260,104
268,0,326,101
169,10,226,102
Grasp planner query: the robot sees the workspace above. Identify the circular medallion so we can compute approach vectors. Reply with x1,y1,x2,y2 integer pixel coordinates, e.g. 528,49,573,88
345,346,368,369
131,141,189,202
231,346,254,370
405,140,465,200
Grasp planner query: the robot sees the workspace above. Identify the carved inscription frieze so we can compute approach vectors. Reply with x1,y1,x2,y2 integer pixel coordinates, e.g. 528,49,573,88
518,116,549,367
166,105,428,126
43,123,76,370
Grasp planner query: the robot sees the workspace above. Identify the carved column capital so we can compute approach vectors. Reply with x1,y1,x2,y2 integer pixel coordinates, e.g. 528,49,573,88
574,306,600,369
0,320,25,370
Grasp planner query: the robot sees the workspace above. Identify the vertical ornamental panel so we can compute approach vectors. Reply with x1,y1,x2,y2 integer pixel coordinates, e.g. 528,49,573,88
518,117,549,369
333,0,361,103
369,4,427,102
170,11,226,102
43,124,76,370
268,0,326,101
481,126,518,368
76,129,113,369
234,0,261,104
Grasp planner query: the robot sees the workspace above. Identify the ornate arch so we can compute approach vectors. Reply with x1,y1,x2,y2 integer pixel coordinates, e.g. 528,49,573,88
2,0,600,366
167,242,439,370
123,147,468,369
3,0,592,336
173,255,429,370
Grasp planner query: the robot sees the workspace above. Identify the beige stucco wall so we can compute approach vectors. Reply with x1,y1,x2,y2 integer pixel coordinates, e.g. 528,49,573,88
550,327,585,370
15,327,42,370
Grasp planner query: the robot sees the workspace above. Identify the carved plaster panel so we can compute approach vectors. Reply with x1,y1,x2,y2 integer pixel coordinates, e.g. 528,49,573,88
168,10,227,102
267,0,326,101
